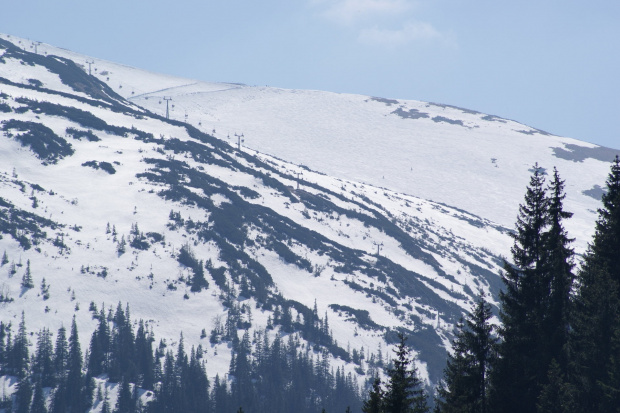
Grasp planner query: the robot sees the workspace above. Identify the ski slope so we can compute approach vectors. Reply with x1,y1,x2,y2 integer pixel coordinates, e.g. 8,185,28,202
0,34,618,405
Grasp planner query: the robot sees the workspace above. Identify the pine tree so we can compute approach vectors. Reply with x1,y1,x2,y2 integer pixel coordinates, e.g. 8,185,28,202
21,259,34,289
384,333,429,413
115,377,135,413
0,321,7,375
134,320,155,389
491,164,557,413
190,260,209,292
65,317,86,412
101,387,111,413
117,235,127,255
53,326,68,382
33,327,55,387
14,374,33,413
231,330,253,410
542,168,575,372
362,377,384,413
536,358,575,413
9,312,30,377
212,374,229,413
87,308,111,378
109,303,137,382
570,155,620,412
40,277,50,300
31,378,48,413
436,294,496,413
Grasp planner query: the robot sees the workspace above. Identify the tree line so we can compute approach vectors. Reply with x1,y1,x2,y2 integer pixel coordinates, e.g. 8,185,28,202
0,301,363,412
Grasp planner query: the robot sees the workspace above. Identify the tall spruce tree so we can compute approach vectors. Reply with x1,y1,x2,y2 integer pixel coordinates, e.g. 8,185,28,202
134,320,155,390
384,333,429,413
33,327,55,387
542,167,575,372
492,164,549,413
436,294,496,413
109,303,137,382
491,164,574,413
87,308,111,379
570,155,620,412
53,326,68,382
65,318,87,412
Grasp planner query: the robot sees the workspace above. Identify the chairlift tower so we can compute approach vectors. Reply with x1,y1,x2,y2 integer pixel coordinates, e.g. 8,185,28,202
85,60,94,76
32,41,41,54
235,133,245,151
372,241,384,257
296,171,304,190
163,97,172,119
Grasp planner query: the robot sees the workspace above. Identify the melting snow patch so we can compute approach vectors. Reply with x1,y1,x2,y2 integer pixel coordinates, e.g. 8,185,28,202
211,192,231,207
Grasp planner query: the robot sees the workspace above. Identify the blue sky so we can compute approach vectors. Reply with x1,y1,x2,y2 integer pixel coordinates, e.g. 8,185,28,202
2,0,619,149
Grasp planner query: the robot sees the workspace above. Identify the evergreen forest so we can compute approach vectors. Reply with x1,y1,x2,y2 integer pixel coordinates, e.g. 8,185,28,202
2,156,620,413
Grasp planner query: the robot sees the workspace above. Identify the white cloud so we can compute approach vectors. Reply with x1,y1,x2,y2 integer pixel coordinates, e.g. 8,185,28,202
310,0,453,48
312,0,413,26
358,20,443,46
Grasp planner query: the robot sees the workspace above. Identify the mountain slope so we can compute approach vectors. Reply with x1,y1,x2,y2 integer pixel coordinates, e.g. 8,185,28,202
5,34,616,252
0,34,617,408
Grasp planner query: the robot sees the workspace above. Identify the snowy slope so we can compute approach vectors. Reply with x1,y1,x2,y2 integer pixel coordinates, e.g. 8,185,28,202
0,34,616,404
4,34,615,255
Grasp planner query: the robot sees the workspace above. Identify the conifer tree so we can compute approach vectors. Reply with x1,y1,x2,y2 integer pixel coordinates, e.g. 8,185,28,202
491,164,553,413
536,359,574,413
436,294,496,413
50,381,69,413
14,374,33,413
53,326,68,382
33,327,55,387
231,330,253,410
542,168,575,371
134,320,155,389
0,322,6,375
109,303,137,382
31,378,48,413
63,317,87,412
384,333,429,413
570,155,620,412
88,308,111,378
115,377,135,413
9,312,29,377
102,387,111,413
362,377,384,413
212,374,229,413
21,259,34,289
190,259,209,292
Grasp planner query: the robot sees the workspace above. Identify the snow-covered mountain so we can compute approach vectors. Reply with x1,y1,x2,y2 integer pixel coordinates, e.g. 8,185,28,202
0,33,617,406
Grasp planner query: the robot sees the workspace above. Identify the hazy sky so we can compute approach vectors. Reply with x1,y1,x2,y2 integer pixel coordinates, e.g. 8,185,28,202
2,0,619,149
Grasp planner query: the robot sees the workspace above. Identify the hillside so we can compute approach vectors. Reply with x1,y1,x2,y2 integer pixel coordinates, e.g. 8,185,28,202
0,34,618,411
